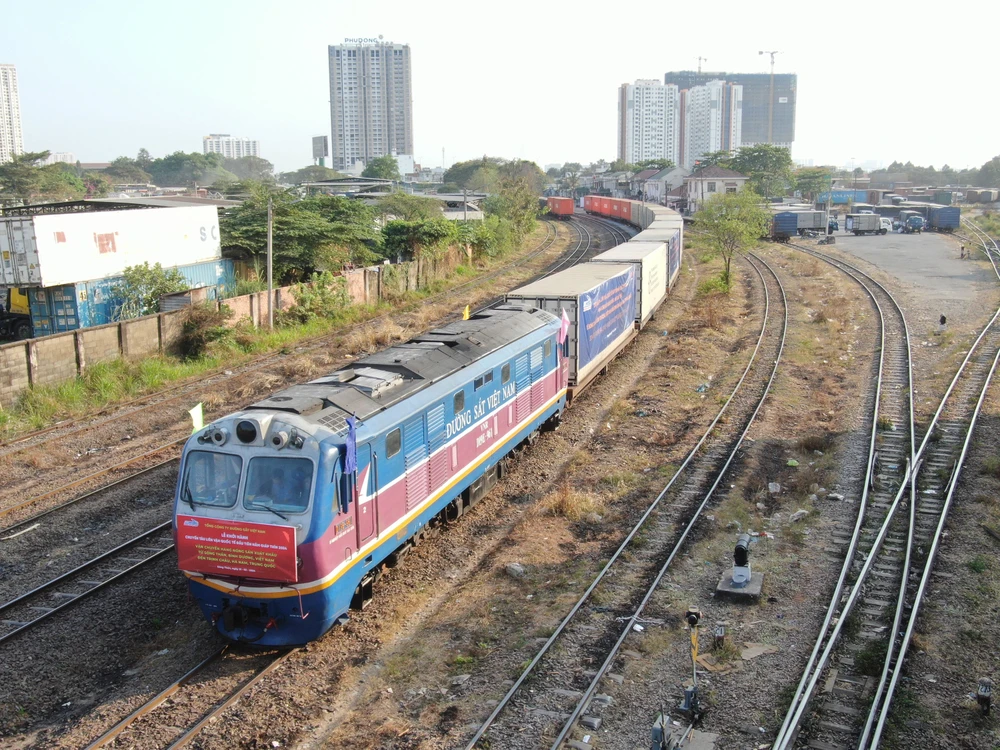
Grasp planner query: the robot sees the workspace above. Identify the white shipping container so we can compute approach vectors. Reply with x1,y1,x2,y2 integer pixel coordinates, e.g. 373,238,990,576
590,241,667,325
506,264,637,388
0,206,223,287
0,217,42,286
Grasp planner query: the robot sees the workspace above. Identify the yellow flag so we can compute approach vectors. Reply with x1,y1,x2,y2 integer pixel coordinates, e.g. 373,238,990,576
462,305,470,320
189,402,204,433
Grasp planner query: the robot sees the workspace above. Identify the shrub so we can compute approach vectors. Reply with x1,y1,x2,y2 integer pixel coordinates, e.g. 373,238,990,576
697,274,730,297
278,271,351,325
178,303,232,359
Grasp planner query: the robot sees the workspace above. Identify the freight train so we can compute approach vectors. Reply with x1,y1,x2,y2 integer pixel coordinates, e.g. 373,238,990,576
173,200,683,646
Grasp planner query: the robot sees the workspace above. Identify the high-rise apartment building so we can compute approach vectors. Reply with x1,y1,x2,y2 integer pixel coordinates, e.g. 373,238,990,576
665,70,796,150
202,134,260,159
681,80,742,169
0,64,24,164
328,39,413,172
617,80,680,166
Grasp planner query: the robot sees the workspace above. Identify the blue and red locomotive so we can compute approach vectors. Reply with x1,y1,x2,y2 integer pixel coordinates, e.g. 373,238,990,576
174,305,567,646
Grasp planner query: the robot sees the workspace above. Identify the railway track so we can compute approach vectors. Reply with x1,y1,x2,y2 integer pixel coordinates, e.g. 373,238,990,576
0,522,174,646
83,646,298,749
777,236,1000,749
0,220,562,461
464,251,787,749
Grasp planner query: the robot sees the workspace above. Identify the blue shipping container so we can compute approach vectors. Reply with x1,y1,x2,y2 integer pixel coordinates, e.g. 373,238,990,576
928,206,960,230
579,266,636,371
772,212,798,239
29,259,235,337
817,190,869,205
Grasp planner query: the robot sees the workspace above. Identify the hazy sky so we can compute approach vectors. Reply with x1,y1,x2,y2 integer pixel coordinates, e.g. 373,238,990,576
5,0,996,173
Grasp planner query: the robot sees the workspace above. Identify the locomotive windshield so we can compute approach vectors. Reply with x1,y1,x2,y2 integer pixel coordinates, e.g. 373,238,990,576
182,451,243,507
243,457,313,514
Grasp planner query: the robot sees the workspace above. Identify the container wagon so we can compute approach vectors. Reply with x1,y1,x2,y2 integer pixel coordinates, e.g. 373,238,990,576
771,212,798,241
590,241,667,327
981,190,999,203
546,197,575,219
505,263,637,398
933,191,954,206
928,206,960,232
967,190,981,202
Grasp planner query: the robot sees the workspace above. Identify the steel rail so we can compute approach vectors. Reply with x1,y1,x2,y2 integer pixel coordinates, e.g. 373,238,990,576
549,251,788,750
0,529,175,646
83,647,229,749
0,221,559,456
868,345,1000,745
772,243,914,748
465,250,785,749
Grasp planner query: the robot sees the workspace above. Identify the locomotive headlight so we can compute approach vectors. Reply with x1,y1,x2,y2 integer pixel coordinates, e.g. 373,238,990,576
271,430,289,449
236,420,258,444
211,427,229,446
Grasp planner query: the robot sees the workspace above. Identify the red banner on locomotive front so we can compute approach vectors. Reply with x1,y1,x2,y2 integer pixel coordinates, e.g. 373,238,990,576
176,515,297,582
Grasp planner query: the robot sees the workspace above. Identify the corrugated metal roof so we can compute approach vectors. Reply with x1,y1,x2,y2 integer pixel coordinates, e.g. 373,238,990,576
506,263,633,298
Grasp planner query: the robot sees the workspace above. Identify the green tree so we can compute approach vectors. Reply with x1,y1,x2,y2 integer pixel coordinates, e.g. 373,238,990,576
693,151,733,169
546,167,560,178
0,151,52,204
224,156,275,182
560,162,583,176
37,164,87,200
83,171,113,198
695,190,771,287
633,159,674,172
484,172,541,239
220,182,366,280
728,144,793,198
977,156,1000,188
608,159,631,172
114,262,188,319
794,167,833,200
105,156,152,184
136,148,152,171
443,157,505,188
382,218,458,260
376,191,442,221
361,155,401,180
148,151,237,187
279,165,346,184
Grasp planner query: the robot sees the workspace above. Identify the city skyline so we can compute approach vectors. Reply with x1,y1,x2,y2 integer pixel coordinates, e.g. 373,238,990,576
1,1,995,173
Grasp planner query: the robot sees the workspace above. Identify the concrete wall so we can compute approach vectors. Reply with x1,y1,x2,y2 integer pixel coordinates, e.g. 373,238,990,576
0,246,467,407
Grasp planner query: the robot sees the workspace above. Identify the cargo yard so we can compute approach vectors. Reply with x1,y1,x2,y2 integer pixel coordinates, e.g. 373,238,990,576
2,8,1000,749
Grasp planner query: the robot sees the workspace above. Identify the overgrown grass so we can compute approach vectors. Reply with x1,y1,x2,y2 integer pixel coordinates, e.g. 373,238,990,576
697,274,730,297
0,227,551,440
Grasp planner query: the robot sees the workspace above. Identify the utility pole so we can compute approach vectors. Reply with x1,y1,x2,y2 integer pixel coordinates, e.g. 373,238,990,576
697,56,707,74
267,196,274,330
463,187,468,221
759,50,780,143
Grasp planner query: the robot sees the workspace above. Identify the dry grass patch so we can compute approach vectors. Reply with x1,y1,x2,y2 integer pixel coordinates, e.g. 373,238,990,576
541,478,607,521
344,320,407,354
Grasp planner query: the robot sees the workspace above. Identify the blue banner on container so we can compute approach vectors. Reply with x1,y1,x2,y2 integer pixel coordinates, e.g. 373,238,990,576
668,232,680,282
579,267,636,371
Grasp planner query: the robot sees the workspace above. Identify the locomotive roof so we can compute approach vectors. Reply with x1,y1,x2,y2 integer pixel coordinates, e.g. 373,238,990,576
245,304,554,436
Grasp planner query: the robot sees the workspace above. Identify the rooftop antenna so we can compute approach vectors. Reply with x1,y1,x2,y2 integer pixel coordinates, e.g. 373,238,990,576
697,56,708,73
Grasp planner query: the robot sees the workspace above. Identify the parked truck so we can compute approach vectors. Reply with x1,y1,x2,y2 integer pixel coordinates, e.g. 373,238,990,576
898,210,924,233
846,213,887,235
0,287,32,340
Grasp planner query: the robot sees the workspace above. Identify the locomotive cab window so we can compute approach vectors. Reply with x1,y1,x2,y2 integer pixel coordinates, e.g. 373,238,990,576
501,363,510,384
182,451,242,507
474,371,493,390
386,428,401,458
243,456,312,513
544,340,551,358
453,390,465,414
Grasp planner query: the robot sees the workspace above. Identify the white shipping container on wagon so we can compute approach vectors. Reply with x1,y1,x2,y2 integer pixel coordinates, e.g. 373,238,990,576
506,263,637,392
0,206,222,288
590,241,667,326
